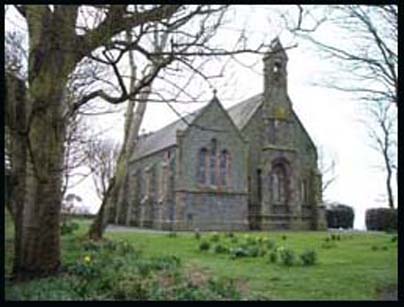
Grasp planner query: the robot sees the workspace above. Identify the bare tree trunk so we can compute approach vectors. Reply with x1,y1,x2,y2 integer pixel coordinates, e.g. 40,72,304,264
17,86,67,279
384,150,394,209
88,177,116,240
6,74,28,277
89,29,150,238
9,6,77,280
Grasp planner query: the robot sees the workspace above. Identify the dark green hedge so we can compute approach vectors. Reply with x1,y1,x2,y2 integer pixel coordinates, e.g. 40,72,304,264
326,204,354,229
365,208,397,231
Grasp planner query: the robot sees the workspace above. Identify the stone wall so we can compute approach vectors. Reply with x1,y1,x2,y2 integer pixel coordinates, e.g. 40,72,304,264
172,98,249,230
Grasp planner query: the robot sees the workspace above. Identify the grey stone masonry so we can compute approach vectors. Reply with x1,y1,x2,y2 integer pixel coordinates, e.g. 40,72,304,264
116,37,326,231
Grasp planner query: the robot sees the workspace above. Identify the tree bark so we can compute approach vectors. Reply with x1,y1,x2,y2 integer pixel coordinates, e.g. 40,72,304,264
5,74,28,277
10,6,77,280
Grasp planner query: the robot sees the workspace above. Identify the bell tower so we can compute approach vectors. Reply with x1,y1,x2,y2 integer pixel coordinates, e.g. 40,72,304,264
262,37,293,148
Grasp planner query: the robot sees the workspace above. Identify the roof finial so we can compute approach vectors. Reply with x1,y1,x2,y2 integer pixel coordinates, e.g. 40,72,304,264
213,88,217,98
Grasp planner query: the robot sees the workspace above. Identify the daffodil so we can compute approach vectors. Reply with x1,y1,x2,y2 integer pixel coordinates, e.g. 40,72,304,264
84,255,91,263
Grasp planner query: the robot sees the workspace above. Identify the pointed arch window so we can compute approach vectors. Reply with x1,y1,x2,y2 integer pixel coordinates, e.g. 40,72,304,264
271,164,287,203
219,150,230,186
209,139,217,185
198,148,208,184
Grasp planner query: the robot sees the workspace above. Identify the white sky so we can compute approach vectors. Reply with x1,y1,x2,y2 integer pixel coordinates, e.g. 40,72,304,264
5,5,397,229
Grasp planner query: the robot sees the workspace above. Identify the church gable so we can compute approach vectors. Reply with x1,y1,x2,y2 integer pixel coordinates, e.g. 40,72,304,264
178,96,248,193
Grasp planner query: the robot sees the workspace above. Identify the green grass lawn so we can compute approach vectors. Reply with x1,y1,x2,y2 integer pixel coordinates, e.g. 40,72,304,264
5,212,398,300
104,229,397,300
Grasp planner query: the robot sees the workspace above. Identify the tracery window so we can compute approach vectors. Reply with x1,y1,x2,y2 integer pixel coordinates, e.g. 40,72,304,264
301,179,309,204
198,148,208,184
210,139,217,185
219,150,230,186
271,164,287,203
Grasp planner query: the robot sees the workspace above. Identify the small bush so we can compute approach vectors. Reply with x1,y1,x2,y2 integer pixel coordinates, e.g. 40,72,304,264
210,233,220,242
300,249,318,266
326,203,354,229
168,232,177,238
246,246,259,257
269,251,278,263
281,235,287,241
199,241,210,251
229,247,249,259
266,240,276,250
213,244,227,254
82,240,102,252
258,247,267,257
113,275,149,300
226,232,234,238
391,235,397,243
279,248,296,266
60,221,79,235
366,208,397,231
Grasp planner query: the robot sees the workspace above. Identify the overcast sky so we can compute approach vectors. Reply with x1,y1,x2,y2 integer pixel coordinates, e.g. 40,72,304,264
5,5,397,229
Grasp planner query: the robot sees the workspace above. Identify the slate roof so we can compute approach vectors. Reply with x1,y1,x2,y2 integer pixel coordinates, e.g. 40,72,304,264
131,93,263,161
130,92,314,161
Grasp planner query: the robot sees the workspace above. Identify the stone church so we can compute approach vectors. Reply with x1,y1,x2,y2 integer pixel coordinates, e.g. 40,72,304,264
112,38,327,231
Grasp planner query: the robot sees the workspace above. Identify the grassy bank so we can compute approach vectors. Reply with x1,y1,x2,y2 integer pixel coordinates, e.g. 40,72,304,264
5,214,397,300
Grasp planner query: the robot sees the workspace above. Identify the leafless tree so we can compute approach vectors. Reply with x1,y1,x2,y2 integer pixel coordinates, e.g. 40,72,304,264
284,4,397,209
362,101,397,209
85,139,120,200
5,4,297,279
317,146,337,198
285,5,397,107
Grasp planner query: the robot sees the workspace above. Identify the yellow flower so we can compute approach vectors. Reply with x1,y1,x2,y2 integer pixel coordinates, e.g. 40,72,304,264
84,255,91,263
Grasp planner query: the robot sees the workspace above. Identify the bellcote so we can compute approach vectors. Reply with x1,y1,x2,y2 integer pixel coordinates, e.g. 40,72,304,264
263,37,288,99
263,37,291,121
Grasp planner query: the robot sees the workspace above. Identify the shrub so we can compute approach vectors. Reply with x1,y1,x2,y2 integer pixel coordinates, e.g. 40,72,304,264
246,236,256,245
365,208,397,231
268,251,278,263
199,241,210,251
300,249,318,266
326,203,354,229
279,248,296,266
229,247,249,259
113,275,149,300
281,235,287,241
230,237,238,244
266,240,276,250
168,232,177,238
210,233,220,242
82,240,102,252
207,277,240,300
246,246,259,257
213,244,228,254
391,235,397,243
151,255,181,271
226,232,235,238
194,229,201,240
60,221,79,235
258,247,267,257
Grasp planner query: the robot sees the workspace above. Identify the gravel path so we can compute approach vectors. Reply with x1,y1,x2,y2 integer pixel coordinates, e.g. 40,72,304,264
105,224,172,234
